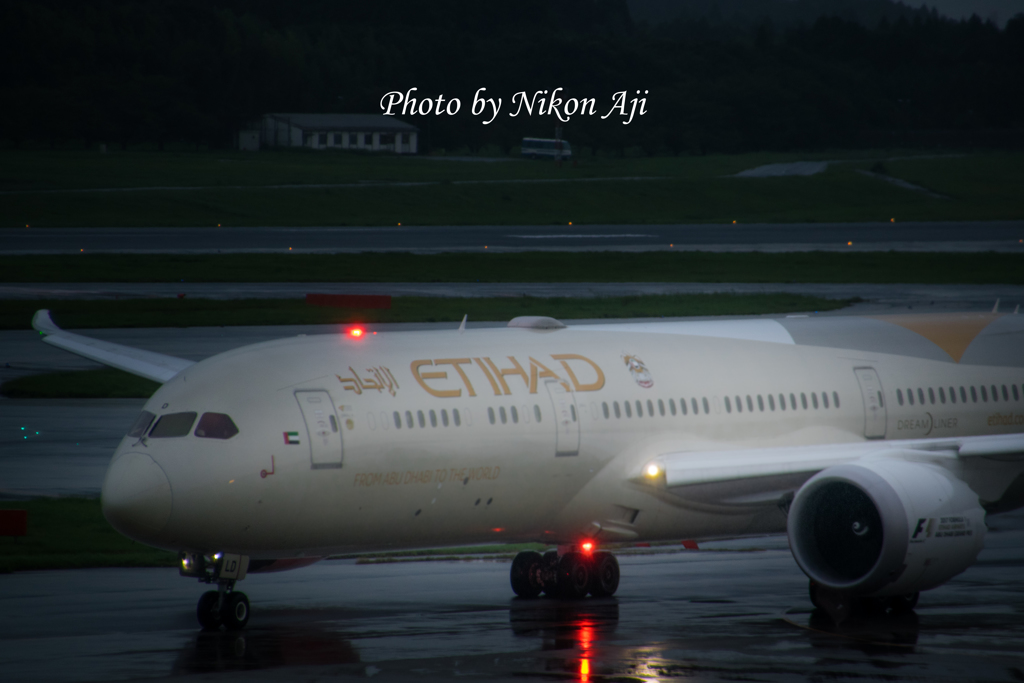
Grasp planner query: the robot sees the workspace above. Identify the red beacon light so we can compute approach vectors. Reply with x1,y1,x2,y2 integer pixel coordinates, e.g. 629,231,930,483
349,328,365,338
581,541,594,554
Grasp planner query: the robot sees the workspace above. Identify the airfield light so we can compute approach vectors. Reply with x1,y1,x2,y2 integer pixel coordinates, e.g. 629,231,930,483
580,659,590,681
645,463,661,478
212,553,222,561
569,221,572,225
891,218,895,222
349,328,365,338
847,241,853,246
182,557,191,569
732,220,737,224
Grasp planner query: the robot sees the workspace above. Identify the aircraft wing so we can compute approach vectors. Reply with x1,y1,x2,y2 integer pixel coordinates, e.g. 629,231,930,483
649,433,1024,508
32,309,194,384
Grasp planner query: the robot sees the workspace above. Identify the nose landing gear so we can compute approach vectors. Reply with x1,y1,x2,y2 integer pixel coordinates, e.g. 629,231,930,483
180,551,251,630
510,547,619,599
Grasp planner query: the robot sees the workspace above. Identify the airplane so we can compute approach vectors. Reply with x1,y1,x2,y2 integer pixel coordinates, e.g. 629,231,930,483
31,308,1024,630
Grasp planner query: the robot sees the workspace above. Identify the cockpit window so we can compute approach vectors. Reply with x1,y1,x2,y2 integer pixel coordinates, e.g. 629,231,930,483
127,410,156,438
194,412,239,440
149,412,197,438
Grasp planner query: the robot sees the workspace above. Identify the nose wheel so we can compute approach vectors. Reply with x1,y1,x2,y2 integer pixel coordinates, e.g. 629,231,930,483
511,548,619,599
196,587,250,630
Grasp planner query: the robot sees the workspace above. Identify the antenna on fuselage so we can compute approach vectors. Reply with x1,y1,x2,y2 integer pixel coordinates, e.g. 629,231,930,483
458,314,467,334
993,298,1000,313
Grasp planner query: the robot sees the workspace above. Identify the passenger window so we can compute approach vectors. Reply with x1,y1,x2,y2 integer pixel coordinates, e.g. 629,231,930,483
992,385,999,401
897,389,904,406
939,387,946,404
602,402,610,419
488,407,496,425
534,405,542,422
746,395,754,412
916,388,924,405
1014,385,1020,401
692,398,700,415
570,405,577,422
406,410,414,428
647,399,654,417
928,388,935,405
680,398,688,415
149,412,197,438
833,391,840,408
658,399,665,416
636,400,643,418
499,406,507,424
822,392,828,409
417,410,426,428
779,394,787,411
757,395,765,412
393,411,402,429
429,410,438,427
1003,385,1010,401
735,395,743,413
454,408,462,427
981,386,988,402
724,396,732,413
194,412,239,440
907,389,914,406
768,394,776,411
614,402,621,418
970,386,978,402
800,393,808,410
511,406,519,424
949,387,957,404
127,410,156,438
811,393,819,409
669,399,677,416
702,397,710,414
441,409,449,427
789,393,797,410
624,401,632,418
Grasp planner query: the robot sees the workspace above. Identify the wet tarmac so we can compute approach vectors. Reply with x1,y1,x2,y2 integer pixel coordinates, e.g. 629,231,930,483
3,281,1024,309
4,221,1024,254
1,509,1022,683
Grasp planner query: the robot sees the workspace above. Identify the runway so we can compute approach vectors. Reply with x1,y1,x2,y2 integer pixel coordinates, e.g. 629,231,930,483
1,512,1022,683
3,281,1024,311
4,221,1024,253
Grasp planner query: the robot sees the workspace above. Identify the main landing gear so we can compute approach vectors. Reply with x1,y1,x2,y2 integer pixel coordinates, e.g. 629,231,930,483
179,551,251,630
510,546,620,599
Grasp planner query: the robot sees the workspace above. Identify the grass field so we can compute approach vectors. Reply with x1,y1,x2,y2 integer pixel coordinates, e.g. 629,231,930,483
0,498,177,572
3,251,1022,284
1,367,160,398
2,149,1021,226
0,292,852,331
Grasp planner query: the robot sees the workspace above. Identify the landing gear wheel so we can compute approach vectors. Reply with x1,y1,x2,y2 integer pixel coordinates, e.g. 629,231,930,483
588,552,620,597
196,590,222,630
222,592,250,630
557,552,590,599
808,580,820,608
510,551,544,598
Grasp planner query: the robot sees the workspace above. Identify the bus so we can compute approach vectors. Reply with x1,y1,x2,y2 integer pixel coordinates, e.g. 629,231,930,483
521,137,572,160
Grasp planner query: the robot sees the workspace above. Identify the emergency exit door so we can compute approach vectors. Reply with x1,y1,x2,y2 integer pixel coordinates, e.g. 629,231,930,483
853,367,887,439
545,380,580,456
295,390,343,468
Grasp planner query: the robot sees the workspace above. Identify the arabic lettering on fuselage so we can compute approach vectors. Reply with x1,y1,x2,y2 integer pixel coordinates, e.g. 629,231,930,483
336,366,400,396
411,354,605,398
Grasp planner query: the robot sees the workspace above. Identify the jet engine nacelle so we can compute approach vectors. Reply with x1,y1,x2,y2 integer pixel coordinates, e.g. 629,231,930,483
787,459,985,597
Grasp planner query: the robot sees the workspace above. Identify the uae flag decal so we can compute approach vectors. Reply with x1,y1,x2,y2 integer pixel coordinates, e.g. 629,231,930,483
284,431,300,445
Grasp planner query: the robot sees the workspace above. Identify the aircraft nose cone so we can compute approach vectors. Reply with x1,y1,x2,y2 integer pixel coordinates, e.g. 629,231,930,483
102,452,172,541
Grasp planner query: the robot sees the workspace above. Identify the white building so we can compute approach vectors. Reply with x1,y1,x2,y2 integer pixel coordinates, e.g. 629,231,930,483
242,114,418,153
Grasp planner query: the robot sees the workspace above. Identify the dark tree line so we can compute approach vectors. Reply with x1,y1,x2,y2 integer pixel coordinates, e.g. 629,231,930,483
1,0,1021,153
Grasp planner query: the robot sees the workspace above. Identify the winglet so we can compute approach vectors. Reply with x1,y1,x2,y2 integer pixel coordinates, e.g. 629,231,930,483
458,314,467,334
32,309,60,335
993,298,1000,313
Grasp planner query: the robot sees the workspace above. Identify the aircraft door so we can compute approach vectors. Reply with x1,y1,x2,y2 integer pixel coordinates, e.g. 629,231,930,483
545,380,580,456
853,367,887,439
294,390,343,468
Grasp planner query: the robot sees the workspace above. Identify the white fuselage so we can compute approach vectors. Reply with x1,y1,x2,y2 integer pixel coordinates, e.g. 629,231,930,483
102,317,1024,559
